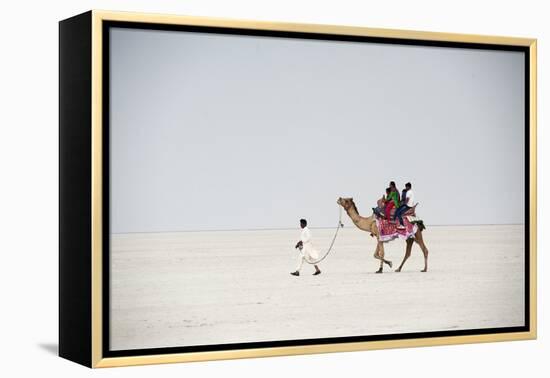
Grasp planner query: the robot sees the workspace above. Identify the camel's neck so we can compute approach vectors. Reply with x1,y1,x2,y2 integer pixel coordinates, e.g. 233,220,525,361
345,206,375,230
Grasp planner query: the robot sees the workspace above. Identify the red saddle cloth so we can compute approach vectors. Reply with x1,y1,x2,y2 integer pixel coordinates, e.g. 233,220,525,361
376,217,417,242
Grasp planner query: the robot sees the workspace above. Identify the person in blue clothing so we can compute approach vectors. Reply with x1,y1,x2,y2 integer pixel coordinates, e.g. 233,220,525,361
393,182,416,228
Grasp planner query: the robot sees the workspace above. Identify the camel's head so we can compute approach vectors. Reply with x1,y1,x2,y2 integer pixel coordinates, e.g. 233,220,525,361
337,197,354,210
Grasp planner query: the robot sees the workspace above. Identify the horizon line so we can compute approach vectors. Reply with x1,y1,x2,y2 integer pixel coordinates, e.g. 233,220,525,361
112,223,525,235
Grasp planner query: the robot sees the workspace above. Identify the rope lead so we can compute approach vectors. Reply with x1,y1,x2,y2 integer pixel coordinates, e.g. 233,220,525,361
302,206,344,265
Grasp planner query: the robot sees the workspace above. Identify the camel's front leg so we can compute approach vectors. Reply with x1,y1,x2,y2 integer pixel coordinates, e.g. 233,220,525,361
374,242,392,273
396,238,414,272
373,243,383,273
375,246,383,274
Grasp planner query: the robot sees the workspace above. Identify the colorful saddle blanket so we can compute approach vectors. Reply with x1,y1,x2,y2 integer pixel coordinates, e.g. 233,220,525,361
376,216,418,242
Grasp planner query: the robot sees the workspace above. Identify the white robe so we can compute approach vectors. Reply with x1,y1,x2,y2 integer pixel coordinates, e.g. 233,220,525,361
300,227,320,263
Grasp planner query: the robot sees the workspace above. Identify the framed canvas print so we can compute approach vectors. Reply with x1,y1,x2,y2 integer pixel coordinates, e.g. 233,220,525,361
59,10,537,368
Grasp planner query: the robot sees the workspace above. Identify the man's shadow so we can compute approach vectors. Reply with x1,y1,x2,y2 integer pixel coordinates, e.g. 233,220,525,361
37,343,58,355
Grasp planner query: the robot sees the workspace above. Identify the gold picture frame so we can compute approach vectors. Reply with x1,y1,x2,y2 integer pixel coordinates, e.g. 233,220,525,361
59,9,537,368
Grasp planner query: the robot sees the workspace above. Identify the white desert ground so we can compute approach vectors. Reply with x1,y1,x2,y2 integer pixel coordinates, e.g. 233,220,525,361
110,224,525,351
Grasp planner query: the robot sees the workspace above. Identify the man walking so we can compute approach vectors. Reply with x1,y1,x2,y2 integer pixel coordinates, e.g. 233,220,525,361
394,182,416,228
291,219,322,276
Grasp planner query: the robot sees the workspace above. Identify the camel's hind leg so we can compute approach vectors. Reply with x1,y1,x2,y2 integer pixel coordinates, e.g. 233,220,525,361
414,230,429,272
396,238,414,272
374,242,392,273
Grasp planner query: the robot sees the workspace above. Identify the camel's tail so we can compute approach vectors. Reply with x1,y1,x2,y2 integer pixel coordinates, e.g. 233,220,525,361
412,220,426,231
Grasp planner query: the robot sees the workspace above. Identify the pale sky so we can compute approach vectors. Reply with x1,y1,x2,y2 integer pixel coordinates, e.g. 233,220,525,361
109,27,525,233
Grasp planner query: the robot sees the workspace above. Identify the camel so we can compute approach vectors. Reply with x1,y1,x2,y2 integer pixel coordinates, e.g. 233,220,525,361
336,197,429,273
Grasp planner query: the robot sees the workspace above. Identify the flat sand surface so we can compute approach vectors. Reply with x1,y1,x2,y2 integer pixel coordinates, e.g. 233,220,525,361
110,225,525,351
